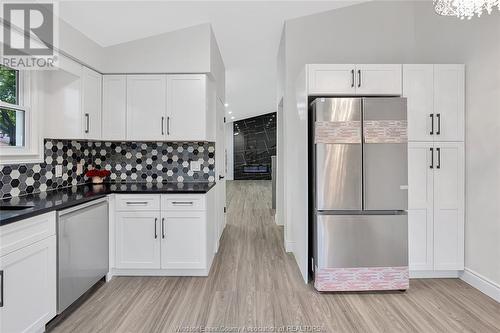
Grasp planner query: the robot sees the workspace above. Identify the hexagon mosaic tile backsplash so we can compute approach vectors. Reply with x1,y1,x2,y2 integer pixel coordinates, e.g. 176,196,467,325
0,139,215,199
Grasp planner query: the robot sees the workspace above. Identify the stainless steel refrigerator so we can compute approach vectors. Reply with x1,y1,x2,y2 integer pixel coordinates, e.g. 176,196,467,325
310,97,409,292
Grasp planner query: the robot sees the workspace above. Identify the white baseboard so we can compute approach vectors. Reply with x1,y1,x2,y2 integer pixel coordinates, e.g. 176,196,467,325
460,268,500,303
410,270,461,278
105,272,113,282
284,240,294,253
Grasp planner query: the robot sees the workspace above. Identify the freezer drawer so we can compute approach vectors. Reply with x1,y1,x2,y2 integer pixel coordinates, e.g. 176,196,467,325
316,214,408,269
362,97,408,210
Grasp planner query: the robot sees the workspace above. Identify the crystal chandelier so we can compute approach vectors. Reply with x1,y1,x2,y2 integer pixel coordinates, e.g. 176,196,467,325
434,0,500,19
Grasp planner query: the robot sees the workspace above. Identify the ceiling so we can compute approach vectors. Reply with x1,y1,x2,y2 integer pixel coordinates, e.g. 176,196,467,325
59,1,361,121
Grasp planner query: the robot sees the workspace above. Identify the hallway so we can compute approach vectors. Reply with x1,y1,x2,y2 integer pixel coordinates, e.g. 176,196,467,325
52,181,500,332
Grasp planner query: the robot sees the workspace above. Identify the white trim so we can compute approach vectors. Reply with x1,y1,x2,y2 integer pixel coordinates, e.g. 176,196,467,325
285,240,294,253
460,268,500,303
410,270,461,278
112,268,210,276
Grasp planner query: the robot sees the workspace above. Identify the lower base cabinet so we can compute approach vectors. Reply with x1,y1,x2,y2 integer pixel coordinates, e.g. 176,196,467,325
0,213,57,333
113,191,216,276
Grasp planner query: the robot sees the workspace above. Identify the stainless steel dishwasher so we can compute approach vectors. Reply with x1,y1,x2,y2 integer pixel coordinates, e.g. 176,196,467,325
57,198,109,313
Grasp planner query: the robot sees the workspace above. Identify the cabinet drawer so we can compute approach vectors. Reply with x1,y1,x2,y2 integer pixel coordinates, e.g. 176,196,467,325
115,195,161,211
161,195,206,211
0,212,56,257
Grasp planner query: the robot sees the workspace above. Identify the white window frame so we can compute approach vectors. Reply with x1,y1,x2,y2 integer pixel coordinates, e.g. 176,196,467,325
0,67,43,164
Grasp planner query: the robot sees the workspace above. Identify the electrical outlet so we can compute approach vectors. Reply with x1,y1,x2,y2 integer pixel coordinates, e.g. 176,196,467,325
76,162,83,175
190,160,201,172
55,164,63,177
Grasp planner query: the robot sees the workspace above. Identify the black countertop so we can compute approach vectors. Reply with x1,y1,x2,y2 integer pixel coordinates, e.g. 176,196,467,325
0,182,216,226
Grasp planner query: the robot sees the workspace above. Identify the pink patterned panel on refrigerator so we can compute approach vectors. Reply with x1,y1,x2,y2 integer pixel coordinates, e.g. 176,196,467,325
364,120,408,144
314,266,409,292
315,121,362,144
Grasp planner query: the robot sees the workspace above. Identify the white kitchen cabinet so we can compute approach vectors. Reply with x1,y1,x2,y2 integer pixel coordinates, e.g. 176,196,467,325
403,65,434,142
403,64,464,142
433,142,464,270
408,142,434,271
126,75,167,141
434,65,465,142
44,56,104,140
307,64,401,96
82,67,102,140
115,211,161,269
355,64,402,96
166,75,214,141
307,64,356,95
0,212,56,333
408,142,464,273
112,191,217,276
160,211,206,269
102,75,127,141
44,55,84,139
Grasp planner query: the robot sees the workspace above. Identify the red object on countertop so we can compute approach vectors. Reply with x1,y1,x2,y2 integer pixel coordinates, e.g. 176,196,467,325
85,169,111,178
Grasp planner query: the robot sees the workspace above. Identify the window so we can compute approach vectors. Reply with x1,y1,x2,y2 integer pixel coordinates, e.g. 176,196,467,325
0,65,42,164
0,65,25,147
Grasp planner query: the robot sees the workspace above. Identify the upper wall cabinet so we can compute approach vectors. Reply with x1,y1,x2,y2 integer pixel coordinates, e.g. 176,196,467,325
102,75,127,141
82,67,102,140
307,64,402,96
102,74,215,142
44,55,102,140
403,64,464,142
166,74,215,141
126,75,167,141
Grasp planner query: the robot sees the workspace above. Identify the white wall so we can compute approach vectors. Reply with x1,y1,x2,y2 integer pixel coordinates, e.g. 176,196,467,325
280,1,500,285
225,123,234,180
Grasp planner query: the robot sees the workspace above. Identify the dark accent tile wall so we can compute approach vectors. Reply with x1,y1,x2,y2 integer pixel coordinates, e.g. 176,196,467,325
233,112,276,180
0,139,215,199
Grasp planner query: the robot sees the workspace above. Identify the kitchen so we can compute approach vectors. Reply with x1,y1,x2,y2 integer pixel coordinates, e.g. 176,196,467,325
1,1,500,332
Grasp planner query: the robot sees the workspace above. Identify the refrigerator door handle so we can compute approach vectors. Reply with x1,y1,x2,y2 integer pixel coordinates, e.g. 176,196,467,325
430,147,434,169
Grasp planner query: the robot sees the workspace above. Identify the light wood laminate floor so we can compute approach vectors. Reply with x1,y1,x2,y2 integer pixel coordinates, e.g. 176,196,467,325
52,180,500,332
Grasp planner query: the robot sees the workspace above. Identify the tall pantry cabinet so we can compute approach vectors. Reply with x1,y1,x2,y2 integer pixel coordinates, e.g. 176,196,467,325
403,64,465,274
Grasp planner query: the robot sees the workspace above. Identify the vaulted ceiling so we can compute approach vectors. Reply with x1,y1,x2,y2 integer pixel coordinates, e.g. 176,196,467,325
59,1,362,121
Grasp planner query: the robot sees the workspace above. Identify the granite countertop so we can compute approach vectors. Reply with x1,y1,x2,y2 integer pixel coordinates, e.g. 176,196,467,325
0,182,216,226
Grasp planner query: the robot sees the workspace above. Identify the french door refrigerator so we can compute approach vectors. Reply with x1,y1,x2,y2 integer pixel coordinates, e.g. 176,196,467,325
311,97,409,292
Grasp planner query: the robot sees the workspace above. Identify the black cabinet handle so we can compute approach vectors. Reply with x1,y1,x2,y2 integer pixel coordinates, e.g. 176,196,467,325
161,218,165,239
0,270,4,307
167,117,170,135
430,114,434,135
436,147,441,169
154,218,158,239
436,113,441,135
430,148,434,169
351,69,355,88
219,175,225,180
161,116,165,135
85,113,90,134
357,70,362,88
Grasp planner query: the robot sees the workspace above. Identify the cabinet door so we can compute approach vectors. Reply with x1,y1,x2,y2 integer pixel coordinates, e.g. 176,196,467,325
407,143,434,271
82,67,102,140
355,64,402,96
166,75,207,141
102,75,127,141
307,64,356,95
0,236,56,333
433,142,464,270
126,75,166,141
115,211,161,269
43,55,83,139
403,65,434,142
160,211,206,269
433,65,464,141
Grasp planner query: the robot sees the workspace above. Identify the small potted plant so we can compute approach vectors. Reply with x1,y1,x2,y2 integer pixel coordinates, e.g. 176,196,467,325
85,169,111,184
